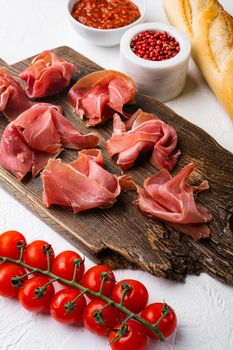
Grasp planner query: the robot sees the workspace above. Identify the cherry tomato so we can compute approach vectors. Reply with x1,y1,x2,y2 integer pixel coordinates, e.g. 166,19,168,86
111,279,148,314
51,251,84,285
0,262,7,270
109,320,147,350
0,263,27,298
50,288,87,325
18,276,55,312
82,265,115,299
83,299,120,335
0,230,26,259
141,302,177,339
23,240,55,270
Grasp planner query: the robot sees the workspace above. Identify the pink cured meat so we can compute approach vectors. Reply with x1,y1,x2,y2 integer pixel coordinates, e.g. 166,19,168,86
136,163,212,240
41,149,121,213
0,124,34,180
0,103,99,180
14,103,99,152
68,70,136,127
0,122,57,180
19,51,75,98
0,67,32,121
106,109,181,171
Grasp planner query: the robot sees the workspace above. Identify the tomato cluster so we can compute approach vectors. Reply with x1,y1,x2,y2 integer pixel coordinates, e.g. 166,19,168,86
0,230,177,350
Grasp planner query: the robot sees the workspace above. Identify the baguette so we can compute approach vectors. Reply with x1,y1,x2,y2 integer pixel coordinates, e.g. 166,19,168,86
163,0,233,120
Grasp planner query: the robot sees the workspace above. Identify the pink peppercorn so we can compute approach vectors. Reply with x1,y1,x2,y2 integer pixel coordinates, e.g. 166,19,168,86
130,30,180,61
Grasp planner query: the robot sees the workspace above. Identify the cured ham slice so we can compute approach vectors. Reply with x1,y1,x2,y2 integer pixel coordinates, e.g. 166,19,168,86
14,103,99,151
106,109,181,171
0,124,34,180
41,150,122,213
68,70,136,127
0,67,32,121
19,51,75,98
0,103,99,180
0,122,58,180
136,163,212,240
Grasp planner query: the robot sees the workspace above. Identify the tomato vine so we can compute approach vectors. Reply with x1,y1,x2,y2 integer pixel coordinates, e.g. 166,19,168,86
0,249,167,342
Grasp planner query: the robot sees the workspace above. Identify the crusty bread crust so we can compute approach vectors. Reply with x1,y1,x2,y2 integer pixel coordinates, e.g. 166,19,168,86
163,0,233,119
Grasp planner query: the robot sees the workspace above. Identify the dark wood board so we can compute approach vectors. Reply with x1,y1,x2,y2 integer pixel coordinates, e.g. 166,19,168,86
0,47,233,285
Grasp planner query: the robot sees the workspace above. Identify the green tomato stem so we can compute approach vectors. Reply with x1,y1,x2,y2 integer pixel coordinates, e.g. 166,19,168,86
120,282,131,306
0,255,165,342
69,290,86,306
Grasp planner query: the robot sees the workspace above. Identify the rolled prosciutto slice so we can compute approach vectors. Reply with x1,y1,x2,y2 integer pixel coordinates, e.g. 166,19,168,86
0,67,32,121
19,51,75,98
106,109,181,172
136,163,212,240
41,149,122,213
0,103,99,180
68,70,136,127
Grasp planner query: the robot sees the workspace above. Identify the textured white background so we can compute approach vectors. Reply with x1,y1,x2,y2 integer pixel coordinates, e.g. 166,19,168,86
0,1,233,349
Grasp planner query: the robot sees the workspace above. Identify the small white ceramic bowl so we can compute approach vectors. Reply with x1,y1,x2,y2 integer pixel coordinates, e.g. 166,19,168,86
67,0,147,47
120,22,191,102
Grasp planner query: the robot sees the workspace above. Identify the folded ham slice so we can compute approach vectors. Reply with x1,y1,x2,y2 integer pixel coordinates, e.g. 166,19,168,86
41,149,122,213
0,103,99,180
14,103,99,151
68,70,136,127
0,123,59,180
136,163,212,240
0,67,32,121
106,109,181,172
19,51,75,98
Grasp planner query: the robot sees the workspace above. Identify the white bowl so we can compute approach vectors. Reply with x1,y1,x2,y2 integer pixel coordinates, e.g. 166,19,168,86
67,0,147,47
120,22,191,102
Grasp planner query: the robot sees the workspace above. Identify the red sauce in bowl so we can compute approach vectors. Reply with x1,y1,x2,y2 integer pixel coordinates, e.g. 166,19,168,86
71,0,141,30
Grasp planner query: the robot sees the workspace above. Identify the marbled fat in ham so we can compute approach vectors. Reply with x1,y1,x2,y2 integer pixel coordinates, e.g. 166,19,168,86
0,68,32,121
0,103,99,180
19,51,75,98
136,163,212,240
41,149,122,213
68,70,136,127
106,109,181,171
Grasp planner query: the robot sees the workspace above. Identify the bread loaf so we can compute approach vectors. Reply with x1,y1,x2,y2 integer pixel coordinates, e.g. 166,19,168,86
163,0,233,120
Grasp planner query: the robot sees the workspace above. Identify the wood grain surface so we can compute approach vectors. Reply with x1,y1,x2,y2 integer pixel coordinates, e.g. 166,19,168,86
0,47,233,285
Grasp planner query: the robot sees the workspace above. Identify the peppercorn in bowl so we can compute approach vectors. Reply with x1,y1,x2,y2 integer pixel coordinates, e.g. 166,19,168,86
67,0,147,47
120,22,191,102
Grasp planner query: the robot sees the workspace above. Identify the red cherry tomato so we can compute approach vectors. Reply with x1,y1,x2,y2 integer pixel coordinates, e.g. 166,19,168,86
0,262,7,270
23,240,55,270
0,230,26,259
0,263,27,298
51,251,84,285
18,276,55,312
50,288,87,325
82,265,115,299
109,320,147,350
111,279,148,314
141,302,177,339
83,299,120,335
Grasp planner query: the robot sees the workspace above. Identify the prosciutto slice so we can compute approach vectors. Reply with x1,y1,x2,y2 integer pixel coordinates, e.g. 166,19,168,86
14,103,99,151
68,70,136,127
19,51,75,98
0,67,32,121
136,163,212,240
0,103,99,180
106,109,181,171
41,149,122,213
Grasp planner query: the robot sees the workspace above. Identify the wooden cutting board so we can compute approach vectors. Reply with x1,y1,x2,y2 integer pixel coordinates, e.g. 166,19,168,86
0,46,233,285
